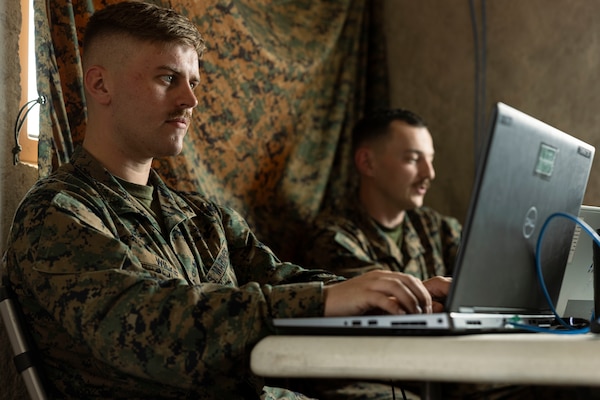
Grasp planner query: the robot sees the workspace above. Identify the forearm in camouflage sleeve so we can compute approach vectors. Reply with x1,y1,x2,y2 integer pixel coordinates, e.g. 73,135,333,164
217,203,344,287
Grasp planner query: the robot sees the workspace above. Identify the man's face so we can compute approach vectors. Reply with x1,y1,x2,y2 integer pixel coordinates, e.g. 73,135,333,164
107,40,200,161
368,120,436,211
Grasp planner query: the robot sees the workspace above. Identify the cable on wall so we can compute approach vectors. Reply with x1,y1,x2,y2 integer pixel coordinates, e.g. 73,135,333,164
12,95,46,166
469,0,487,170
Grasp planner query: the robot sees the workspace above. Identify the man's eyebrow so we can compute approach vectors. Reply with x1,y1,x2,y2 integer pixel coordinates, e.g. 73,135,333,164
156,65,200,82
156,65,179,73
403,149,435,157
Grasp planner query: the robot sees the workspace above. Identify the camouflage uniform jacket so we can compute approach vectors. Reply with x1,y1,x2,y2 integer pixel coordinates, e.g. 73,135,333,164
2,147,341,400
303,197,462,279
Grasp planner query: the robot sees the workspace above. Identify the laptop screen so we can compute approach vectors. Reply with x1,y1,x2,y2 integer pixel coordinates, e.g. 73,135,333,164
446,102,595,314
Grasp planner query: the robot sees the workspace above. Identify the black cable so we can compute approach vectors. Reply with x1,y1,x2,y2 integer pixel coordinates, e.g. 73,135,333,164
480,0,487,153
469,0,487,170
13,95,46,165
390,381,407,400
469,0,480,168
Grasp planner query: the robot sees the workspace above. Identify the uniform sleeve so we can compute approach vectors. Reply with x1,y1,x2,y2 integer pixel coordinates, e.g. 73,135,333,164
303,221,392,278
211,203,345,316
6,189,336,391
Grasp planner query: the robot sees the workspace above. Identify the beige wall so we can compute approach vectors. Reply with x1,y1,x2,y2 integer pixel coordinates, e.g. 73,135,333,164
1,1,37,399
0,4,38,258
385,0,600,223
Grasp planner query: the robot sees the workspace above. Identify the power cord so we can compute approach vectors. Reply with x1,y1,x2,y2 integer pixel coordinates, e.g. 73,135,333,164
469,0,487,169
508,211,600,334
389,381,407,400
13,95,46,165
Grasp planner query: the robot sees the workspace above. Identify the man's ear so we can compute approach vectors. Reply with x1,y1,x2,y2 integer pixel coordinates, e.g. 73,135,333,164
355,147,375,177
84,65,111,105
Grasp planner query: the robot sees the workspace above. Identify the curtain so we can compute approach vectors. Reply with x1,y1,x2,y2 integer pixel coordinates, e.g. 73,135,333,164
34,0,388,262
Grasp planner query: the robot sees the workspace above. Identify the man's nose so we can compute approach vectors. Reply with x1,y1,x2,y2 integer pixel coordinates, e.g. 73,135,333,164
421,159,435,180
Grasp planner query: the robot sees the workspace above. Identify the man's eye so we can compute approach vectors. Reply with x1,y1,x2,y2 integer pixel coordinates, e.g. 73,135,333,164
161,75,174,84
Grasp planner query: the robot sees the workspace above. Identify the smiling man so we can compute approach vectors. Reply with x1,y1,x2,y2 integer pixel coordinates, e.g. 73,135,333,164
295,108,462,400
304,108,462,285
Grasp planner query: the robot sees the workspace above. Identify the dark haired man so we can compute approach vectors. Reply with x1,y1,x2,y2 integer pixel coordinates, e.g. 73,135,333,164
305,108,461,303
297,109,461,399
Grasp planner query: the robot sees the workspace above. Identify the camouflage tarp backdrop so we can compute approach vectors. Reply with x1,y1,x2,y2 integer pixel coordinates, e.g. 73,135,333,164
34,0,388,262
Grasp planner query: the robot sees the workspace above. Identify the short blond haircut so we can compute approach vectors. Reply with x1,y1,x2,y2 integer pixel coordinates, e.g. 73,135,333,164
83,1,206,66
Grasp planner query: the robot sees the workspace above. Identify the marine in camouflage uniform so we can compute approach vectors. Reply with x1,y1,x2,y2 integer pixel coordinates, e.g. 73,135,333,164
287,196,461,400
303,196,462,280
2,147,341,399
294,107,462,399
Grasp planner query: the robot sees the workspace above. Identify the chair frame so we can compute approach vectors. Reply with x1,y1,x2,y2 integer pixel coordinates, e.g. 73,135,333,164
0,281,48,400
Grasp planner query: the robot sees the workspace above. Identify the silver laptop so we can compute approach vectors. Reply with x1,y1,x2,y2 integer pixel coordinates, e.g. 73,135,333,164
555,205,600,320
274,102,596,335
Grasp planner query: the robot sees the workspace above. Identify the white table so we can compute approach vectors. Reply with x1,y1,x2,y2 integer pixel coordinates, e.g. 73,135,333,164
251,333,600,388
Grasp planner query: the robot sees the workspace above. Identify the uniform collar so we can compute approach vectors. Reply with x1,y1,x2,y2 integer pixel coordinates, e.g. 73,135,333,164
69,147,196,229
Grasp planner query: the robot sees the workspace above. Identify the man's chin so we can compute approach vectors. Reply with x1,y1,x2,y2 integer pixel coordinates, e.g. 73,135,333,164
157,138,185,157
409,196,425,209
153,148,183,159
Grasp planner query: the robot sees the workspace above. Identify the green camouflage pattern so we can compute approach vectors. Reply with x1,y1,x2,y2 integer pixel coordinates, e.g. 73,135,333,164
302,196,462,279
2,147,342,399
33,0,389,262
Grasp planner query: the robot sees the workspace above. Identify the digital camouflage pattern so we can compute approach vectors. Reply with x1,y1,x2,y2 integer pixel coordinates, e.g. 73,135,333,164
303,196,462,279
2,147,342,399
